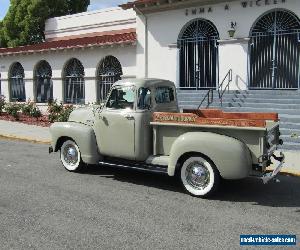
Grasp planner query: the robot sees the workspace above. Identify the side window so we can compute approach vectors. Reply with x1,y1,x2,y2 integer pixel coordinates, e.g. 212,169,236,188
155,87,175,103
106,86,134,109
138,88,151,110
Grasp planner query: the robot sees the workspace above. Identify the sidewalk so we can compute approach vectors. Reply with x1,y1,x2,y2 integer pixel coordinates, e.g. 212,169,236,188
0,119,299,176
0,120,51,144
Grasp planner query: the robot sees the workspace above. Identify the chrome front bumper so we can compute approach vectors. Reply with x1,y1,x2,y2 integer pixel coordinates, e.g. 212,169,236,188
261,152,285,184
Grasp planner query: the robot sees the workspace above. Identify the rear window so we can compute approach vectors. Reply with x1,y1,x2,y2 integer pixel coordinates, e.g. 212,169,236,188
155,87,175,103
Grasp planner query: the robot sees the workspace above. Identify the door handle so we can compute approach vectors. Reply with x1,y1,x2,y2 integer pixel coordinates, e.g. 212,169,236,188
124,114,134,120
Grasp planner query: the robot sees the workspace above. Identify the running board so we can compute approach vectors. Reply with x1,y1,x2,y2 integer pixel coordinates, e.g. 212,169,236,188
98,160,168,174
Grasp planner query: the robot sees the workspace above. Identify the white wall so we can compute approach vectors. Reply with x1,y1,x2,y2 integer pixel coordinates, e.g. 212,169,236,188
45,7,136,41
0,45,136,103
139,0,300,89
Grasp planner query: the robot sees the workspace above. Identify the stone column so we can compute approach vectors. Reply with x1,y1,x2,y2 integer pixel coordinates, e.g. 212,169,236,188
218,38,249,91
0,78,9,100
52,78,64,103
24,78,34,102
84,77,97,104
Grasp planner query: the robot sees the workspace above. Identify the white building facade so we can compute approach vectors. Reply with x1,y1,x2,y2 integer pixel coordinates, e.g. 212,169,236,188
0,7,137,104
0,0,300,105
130,0,300,90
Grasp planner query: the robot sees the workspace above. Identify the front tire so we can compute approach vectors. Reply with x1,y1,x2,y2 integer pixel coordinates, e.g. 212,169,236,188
60,140,84,172
180,156,220,198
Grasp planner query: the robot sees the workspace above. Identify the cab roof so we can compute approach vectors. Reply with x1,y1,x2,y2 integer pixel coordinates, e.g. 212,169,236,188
112,78,175,89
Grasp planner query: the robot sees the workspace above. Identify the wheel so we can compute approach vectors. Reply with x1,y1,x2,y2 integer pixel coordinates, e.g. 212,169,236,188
180,156,220,198
60,140,84,172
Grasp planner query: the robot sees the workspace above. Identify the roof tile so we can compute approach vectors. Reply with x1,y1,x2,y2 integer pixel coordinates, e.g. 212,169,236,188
0,29,136,55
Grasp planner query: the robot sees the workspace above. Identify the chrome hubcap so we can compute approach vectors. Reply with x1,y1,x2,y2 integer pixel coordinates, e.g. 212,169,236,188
185,162,210,190
63,144,78,165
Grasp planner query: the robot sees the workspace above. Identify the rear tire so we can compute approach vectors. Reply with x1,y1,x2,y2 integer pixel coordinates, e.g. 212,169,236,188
180,156,220,198
60,140,84,172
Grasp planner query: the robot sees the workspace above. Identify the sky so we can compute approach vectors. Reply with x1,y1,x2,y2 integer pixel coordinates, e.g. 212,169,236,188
0,0,129,20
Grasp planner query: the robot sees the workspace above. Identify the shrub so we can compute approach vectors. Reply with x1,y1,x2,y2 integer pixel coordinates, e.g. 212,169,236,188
30,106,42,119
5,103,21,120
47,100,63,123
0,95,6,115
48,99,63,114
21,100,35,116
47,100,74,123
57,105,74,122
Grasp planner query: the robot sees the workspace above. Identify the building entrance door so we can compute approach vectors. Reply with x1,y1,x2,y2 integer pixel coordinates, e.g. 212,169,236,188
249,10,300,89
178,19,219,89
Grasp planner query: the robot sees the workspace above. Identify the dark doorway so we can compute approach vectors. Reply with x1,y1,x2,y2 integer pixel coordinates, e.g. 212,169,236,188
249,10,300,89
178,19,219,89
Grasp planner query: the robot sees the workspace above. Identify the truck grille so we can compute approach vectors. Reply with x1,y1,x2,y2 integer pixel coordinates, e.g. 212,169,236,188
266,125,280,151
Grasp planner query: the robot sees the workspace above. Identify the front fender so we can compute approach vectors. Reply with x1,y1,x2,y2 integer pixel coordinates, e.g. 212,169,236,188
168,132,252,179
50,122,102,165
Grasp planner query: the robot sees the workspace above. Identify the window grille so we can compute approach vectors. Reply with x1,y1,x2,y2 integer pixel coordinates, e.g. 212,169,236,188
249,10,300,89
64,58,85,104
97,56,123,103
9,62,26,102
178,19,219,89
35,60,53,103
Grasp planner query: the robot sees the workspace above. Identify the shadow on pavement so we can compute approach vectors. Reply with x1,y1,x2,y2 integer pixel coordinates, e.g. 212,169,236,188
80,164,182,193
79,164,300,208
213,175,300,208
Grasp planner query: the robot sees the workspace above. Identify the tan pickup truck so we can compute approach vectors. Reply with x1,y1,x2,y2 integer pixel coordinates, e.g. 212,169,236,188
49,78,284,197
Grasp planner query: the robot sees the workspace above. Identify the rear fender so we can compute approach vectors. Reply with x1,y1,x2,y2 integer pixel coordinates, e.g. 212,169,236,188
168,132,252,179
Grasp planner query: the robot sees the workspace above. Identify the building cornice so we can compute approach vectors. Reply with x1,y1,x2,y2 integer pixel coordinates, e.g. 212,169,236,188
0,30,137,57
45,18,136,38
121,0,236,14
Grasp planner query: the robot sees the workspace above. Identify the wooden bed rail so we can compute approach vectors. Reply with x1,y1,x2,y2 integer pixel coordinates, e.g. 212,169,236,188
153,109,279,128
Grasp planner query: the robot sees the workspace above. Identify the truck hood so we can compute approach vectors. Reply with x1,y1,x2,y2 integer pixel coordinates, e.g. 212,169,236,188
68,106,96,126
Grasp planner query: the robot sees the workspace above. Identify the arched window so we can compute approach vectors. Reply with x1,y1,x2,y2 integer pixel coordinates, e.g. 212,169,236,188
35,60,53,103
63,58,85,104
9,62,26,102
178,19,219,89
97,56,123,102
249,10,300,89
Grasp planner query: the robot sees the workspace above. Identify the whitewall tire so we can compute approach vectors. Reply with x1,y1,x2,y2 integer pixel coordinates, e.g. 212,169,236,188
60,140,84,172
180,156,220,197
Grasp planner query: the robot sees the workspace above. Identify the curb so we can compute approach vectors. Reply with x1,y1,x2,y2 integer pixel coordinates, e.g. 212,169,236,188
0,134,51,145
278,171,300,178
268,165,300,178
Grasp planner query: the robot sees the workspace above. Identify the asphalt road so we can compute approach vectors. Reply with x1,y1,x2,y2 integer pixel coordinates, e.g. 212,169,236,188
0,139,299,250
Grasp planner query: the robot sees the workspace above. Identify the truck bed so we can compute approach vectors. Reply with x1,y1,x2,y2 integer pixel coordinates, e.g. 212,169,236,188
150,109,280,164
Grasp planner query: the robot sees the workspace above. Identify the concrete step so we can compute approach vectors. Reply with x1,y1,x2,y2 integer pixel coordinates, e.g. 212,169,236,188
223,98,300,104
180,100,300,110
279,115,300,124
222,107,300,115
279,122,300,130
281,135,300,143
279,128,300,136
278,142,300,151
236,90,300,95
180,105,300,115
221,102,300,109
223,94,300,100
178,96,300,105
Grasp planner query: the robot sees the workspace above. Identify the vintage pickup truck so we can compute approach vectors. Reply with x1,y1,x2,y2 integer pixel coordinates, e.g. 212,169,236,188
49,78,285,197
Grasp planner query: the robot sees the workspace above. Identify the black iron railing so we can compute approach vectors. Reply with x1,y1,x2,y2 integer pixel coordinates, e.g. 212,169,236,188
198,88,214,109
218,69,233,106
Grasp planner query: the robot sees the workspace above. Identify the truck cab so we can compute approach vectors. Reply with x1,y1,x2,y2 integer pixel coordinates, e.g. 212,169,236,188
95,79,178,161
